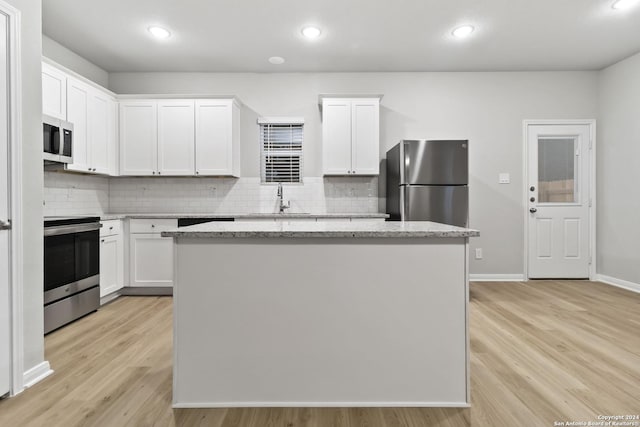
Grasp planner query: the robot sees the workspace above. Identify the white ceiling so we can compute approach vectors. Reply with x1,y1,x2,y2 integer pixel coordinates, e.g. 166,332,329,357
42,0,640,73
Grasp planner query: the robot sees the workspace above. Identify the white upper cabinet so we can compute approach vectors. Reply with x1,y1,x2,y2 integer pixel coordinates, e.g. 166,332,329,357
42,62,67,120
88,90,111,175
66,76,118,175
119,101,158,176
108,98,119,176
158,100,195,176
321,96,381,176
322,99,352,175
351,99,380,175
66,77,90,172
119,98,241,177
42,61,119,176
195,99,241,177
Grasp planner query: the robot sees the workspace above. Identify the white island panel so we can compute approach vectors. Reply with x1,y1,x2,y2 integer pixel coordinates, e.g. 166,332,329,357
173,236,469,407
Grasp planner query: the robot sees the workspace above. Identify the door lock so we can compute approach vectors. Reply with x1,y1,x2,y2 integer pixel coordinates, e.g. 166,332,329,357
530,208,537,213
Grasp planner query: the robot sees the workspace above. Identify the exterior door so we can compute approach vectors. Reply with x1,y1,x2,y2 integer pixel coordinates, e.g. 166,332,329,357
527,124,592,279
0,11,11,397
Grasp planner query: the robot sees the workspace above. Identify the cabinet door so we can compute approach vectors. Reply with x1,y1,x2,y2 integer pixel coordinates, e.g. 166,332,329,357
351,99,380,175
120,101,158,176
158,100,195,176
129,233,174,287
42,63,67,120
100,234,123,298
66,77,91,172
88,90,110,175
107,98,119,176
195,100,234,176
322,99,352,175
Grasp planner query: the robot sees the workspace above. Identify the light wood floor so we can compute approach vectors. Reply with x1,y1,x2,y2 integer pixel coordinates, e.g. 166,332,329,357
1,281,639,426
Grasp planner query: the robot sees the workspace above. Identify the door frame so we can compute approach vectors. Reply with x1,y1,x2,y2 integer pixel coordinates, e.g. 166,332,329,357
522,119,596,281
0,0,23,396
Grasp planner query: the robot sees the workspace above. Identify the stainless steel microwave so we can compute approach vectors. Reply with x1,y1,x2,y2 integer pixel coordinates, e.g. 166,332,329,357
43,114,73,164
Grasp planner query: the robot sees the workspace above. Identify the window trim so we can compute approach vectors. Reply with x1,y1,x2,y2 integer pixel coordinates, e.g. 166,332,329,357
259,117,304,184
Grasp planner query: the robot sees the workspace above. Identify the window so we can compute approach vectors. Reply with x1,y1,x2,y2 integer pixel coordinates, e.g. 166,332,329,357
259,117,304,183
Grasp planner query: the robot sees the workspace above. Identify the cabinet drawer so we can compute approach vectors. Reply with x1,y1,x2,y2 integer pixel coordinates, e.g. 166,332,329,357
100,220,121,237
129,219,178,233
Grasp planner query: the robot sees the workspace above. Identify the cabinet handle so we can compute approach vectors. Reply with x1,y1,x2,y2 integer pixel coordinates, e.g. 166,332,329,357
101,239,105,243
151,224,155,228
109,226,113,230
196,171,199,175
152,171,156,175
158,171,161,175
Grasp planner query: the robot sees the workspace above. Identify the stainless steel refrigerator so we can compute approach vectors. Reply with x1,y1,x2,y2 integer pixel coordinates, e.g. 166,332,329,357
386,140,468,227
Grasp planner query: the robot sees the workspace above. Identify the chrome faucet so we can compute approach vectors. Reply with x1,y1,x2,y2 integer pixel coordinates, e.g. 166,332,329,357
277,183,290,214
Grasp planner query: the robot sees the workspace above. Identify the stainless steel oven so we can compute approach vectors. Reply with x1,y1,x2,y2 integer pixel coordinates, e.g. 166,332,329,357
43,114,73,164
44,217,100,334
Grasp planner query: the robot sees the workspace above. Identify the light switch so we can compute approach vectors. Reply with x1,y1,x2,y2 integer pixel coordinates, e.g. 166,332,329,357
499,173,510,184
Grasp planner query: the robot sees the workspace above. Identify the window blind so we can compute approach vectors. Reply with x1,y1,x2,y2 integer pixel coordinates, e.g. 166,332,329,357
260,123,303,183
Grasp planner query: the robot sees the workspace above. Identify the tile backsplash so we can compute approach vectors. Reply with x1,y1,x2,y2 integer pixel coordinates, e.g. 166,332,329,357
43,171,110,216
44,172,381,215
109,177,379,214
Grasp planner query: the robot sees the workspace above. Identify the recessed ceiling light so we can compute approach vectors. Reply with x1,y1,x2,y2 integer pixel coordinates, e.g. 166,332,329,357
452,25,475,39
148,26,171,39
268,56,285,65
301,26,322,39
612,0,638,9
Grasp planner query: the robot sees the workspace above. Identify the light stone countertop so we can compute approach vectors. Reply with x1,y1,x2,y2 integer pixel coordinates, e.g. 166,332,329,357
100,212,389,221
161,220,479,239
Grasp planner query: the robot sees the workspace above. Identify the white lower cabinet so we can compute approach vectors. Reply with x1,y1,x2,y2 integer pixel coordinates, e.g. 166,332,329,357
100,220,124,298
128,219,177,288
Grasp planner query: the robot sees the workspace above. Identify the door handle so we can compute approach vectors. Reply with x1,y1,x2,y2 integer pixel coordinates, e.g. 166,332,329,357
530,208,537,213
0,219,11,230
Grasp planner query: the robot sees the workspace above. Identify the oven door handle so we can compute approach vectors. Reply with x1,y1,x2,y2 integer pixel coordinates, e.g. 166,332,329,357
44,223,101,236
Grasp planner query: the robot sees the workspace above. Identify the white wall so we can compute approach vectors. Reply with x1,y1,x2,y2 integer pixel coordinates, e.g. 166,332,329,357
42,34,108,87
597,52,640,285
110,71,598,275
6,0,44,376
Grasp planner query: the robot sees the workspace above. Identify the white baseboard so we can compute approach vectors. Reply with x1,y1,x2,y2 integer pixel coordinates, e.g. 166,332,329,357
23,361,53,389
469,274,525,282
100,290,122,306
173,401,470,408
595,274,640,294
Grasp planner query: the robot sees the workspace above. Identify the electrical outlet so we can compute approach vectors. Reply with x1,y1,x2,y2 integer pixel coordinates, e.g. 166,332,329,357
499,173,510,184
475,248,483,260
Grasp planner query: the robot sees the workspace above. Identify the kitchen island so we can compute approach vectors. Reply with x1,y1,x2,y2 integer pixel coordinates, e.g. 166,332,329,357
163,221,479,408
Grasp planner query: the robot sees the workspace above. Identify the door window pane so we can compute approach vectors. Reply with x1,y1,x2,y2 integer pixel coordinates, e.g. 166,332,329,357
538,138,577,203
